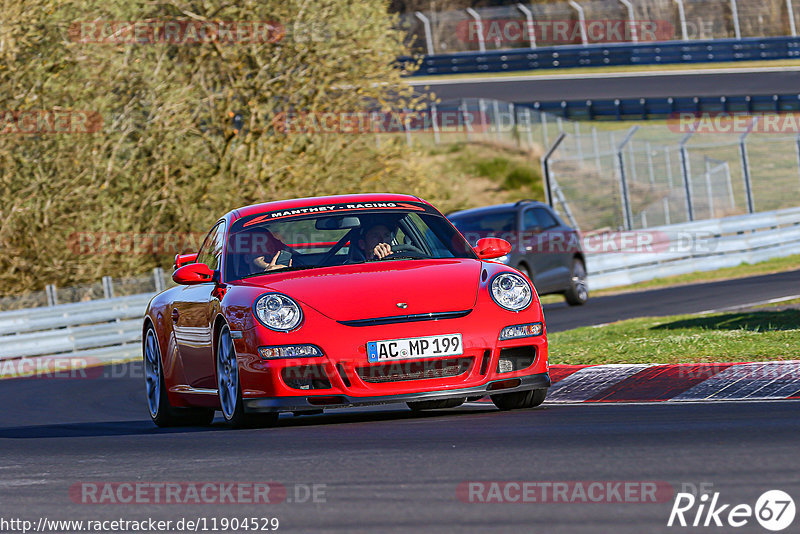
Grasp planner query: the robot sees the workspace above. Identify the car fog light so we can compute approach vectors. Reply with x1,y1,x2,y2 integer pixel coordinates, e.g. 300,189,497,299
499,322,543,340
258,344,323,359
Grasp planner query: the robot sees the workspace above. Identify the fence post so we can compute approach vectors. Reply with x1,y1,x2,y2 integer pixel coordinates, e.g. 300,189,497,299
567,0,589,45
460,100,472,142
665,147,674,188
674,0,690,40
102,276,115,299
45,284,58,307
739,117,757,213
616,126,639,231
465,8,486,52
541,133,567,208
516,3,537,48
414,12,435,55
788,0,798,37
663,197,671,225
523,108,534,148
574,121,583,160
491,100,501,141
478,99,487,142
541,112,549,147
704,156,715,218
724,161,735,208
431,103,441,144
153,267,165,293
627,141,638,183
730,0,742,39
402,108,413,147
679,132,695,221
618,0,638,41
646,142,655,185
592,126,602,170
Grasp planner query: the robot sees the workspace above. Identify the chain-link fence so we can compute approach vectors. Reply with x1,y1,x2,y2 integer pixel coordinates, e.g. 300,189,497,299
400,0,800,55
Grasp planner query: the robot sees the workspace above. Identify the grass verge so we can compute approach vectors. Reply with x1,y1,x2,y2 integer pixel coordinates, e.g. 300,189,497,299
549,309,800,365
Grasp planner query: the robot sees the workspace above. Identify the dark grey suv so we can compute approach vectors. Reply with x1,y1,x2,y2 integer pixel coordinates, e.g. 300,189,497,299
448,200,588,305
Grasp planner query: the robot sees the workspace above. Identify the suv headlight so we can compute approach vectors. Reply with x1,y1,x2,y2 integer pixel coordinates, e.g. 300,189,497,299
490,272,533,311
254,293,303,331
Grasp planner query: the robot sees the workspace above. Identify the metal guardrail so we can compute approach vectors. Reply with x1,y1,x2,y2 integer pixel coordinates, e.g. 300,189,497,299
404,36,800,75
586,206,800,289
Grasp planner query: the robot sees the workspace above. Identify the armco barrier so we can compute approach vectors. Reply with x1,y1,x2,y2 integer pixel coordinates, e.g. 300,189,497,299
586,206,800,290
0,207,798,368
404,35,800,76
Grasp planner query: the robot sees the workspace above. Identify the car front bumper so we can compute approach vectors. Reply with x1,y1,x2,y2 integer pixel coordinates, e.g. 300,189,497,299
243,372,551,412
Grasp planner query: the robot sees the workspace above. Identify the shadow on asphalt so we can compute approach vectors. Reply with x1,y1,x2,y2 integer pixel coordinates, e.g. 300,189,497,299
0,406,502,439
653,309,800,331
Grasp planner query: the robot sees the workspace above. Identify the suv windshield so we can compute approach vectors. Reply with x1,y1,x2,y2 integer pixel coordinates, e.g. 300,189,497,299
225,203,475,280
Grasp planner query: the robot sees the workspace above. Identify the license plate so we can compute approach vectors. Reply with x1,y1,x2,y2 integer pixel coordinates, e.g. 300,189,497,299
367,334,463,362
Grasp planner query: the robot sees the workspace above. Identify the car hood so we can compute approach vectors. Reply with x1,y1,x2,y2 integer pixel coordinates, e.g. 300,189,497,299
238,259,481,322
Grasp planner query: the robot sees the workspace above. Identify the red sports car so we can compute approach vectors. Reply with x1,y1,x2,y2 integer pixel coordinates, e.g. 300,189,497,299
143,194,550,427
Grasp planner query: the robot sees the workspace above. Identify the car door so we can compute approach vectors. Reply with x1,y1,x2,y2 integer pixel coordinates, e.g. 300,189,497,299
519,207,558,292
172,221,225,389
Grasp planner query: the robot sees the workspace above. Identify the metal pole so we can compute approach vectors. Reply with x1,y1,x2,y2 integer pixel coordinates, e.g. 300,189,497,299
478,99,487,142
567,0,589,45
618,0,638,42
646,142,655,185
574,121,583,160
524,108,534,148
795,134,800,190
102,275,115,299
45,284,58,307
541,132,567,208
704,156,715,218
460,99,472,142
430,104,440,144
627,141,638,183
665,147,674,188
739,119,756,213
663,197,671,225
465,8,486,52
491,99,501,141
724,161,735,208
516,3,537,48
679,131,695,221
403,108,413,147
541,112,549,147
730,0,742,39
788,0,798,37
592,126,602,170
616,126,639,231
414,12,435,55
153,267,165,293
673,0,689,40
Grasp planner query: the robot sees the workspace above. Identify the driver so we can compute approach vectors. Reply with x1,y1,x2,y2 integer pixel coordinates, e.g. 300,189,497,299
359,222,395,260
232,226,294,274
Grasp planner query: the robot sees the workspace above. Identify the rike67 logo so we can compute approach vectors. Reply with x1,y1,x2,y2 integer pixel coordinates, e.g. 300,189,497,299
668,489,795,531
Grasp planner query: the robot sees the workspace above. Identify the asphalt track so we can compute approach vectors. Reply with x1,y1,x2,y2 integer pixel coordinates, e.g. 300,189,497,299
2,269,799,533
410,66,800,102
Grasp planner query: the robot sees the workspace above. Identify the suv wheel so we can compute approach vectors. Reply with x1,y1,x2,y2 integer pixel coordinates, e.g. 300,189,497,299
564,258,588,306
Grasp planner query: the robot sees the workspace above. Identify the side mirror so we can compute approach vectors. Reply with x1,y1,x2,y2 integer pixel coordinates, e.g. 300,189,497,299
173,262,213,285
174,252,198,271
474,238,512,260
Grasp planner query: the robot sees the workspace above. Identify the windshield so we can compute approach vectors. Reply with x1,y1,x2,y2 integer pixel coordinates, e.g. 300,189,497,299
225,203,476,280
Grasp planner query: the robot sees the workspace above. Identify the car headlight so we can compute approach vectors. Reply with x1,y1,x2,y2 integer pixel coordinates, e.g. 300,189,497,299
490,272,533,311
254,293,303,331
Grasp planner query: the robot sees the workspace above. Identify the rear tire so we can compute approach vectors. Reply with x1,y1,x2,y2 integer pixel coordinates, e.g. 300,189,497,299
143,326,214,427
491,388,547,411
564,258,588,306
217,324,279,429
407,397,466,411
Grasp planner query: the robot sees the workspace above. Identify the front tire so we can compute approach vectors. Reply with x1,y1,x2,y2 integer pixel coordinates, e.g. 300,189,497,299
491,388,547,410
143,326,214,427
216,324,278,429
564,258,588,306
